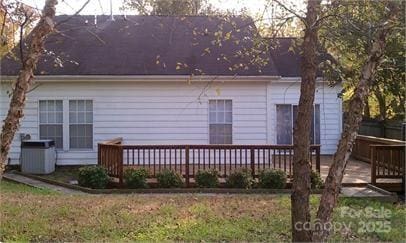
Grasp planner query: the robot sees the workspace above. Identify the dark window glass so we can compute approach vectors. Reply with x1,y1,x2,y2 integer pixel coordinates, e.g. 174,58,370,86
277,104,321,145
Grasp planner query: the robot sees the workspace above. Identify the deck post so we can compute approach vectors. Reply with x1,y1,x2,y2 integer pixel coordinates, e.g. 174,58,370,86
371,146,376,185
97,143,101,165
118,145,124,185
185,146,190,187
316,146,321,173
250,148,255,177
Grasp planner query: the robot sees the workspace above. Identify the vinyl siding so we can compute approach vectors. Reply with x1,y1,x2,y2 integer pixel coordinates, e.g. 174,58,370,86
1,81,267,165
0,78,342,165
268,81,342,154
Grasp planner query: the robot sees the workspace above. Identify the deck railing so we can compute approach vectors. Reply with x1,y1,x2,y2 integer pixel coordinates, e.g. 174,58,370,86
98,138,321,186
352,135,405,163
371,145,405,186
97,138,123,183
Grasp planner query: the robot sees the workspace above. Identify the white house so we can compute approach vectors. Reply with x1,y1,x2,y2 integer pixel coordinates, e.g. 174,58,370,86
0,15,342,165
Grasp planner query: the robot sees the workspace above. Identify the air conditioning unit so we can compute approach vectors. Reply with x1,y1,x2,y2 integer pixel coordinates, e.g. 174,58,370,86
20,140,56,174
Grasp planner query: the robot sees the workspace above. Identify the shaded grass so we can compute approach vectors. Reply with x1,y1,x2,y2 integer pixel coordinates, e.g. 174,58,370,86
37,166,80,184
0,181,404,242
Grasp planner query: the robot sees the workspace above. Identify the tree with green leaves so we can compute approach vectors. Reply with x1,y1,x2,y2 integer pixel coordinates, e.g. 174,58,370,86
289,0,322,241
1,0,92,176
314,1,401,240
269,0,402,241
371,31,405,120
0,0,58,176
320,0,405,121
0,1,38,57
122,0,215,15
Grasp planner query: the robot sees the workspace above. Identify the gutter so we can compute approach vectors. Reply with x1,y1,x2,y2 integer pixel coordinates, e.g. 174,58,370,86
274,77,327,83
0,75,282,83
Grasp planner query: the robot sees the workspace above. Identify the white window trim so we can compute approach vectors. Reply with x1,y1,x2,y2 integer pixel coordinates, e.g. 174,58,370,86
207,98,233,144
68,99,94,151
38,99,64,150
37,98,95,152
275,103,320,145
62,100,69,151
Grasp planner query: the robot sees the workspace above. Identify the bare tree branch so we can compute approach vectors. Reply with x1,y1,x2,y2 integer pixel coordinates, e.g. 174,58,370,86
273,0,305,24
0,1,8,39
19,10,32,67
55,0,91,27
0,0,58,176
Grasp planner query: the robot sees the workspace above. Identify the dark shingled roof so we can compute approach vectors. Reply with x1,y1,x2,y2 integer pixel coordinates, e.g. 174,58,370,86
0,15,313,77
269,37,334,77
269,38,301,77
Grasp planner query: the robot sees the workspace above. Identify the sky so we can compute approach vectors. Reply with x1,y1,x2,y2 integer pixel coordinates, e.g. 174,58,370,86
20,0,270,16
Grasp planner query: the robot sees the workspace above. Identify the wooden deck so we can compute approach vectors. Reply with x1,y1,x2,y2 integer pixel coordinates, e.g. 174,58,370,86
98,139,321,185
98,137,404,191
122,156,374,184
320,155,404,191
320,156,371,184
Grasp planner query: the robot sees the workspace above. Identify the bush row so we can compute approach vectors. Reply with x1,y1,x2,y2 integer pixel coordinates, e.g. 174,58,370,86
77,165,323,189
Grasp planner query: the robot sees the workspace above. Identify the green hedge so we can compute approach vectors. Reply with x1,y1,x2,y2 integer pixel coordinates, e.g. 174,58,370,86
78,166,109,189
124,168,149,188
156,169,184,188
195,169,219,188
258,169,287,189
226,169,253,189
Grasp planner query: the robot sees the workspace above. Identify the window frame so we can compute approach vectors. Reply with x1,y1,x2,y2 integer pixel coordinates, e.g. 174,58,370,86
68,100,94,150
38,99,64,150
208,99,233,144
276,104,321,145
37,98,95,152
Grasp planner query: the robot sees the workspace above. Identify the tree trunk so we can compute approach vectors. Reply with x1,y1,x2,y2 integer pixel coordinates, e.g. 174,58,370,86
363,98,371,118
0,0,58,176
374,89,387,121
313,3,398,241
291,0,321,241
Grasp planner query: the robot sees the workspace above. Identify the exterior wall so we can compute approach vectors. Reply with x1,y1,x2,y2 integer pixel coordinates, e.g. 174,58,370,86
267,80,342,154
0,78,342,165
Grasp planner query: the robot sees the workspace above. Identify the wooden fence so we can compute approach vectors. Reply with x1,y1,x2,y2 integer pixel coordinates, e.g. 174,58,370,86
98,138,321,186
358,120,405,141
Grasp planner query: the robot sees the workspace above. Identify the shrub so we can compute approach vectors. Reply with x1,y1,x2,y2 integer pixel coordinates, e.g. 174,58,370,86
195,169,219,188
311,170,323,189
78,166,109,189
225,169,253,189
258,169,287,189
124,168,149,189
156,169,184,188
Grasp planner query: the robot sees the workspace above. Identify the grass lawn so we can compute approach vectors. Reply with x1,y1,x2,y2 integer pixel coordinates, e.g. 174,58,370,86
0,180,405,242
37,166,80,184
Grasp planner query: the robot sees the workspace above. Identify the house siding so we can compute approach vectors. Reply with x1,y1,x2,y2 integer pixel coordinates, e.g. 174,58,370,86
0,78,341,165
268,81,342,154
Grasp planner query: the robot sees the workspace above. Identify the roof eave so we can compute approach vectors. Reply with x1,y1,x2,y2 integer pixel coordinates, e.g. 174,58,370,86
0,75,282,83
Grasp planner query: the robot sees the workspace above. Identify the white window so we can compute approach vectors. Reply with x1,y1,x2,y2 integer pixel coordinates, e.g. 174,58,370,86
69,100,93,149
209,100,232,144
39,100,63,149
276,104,320,145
